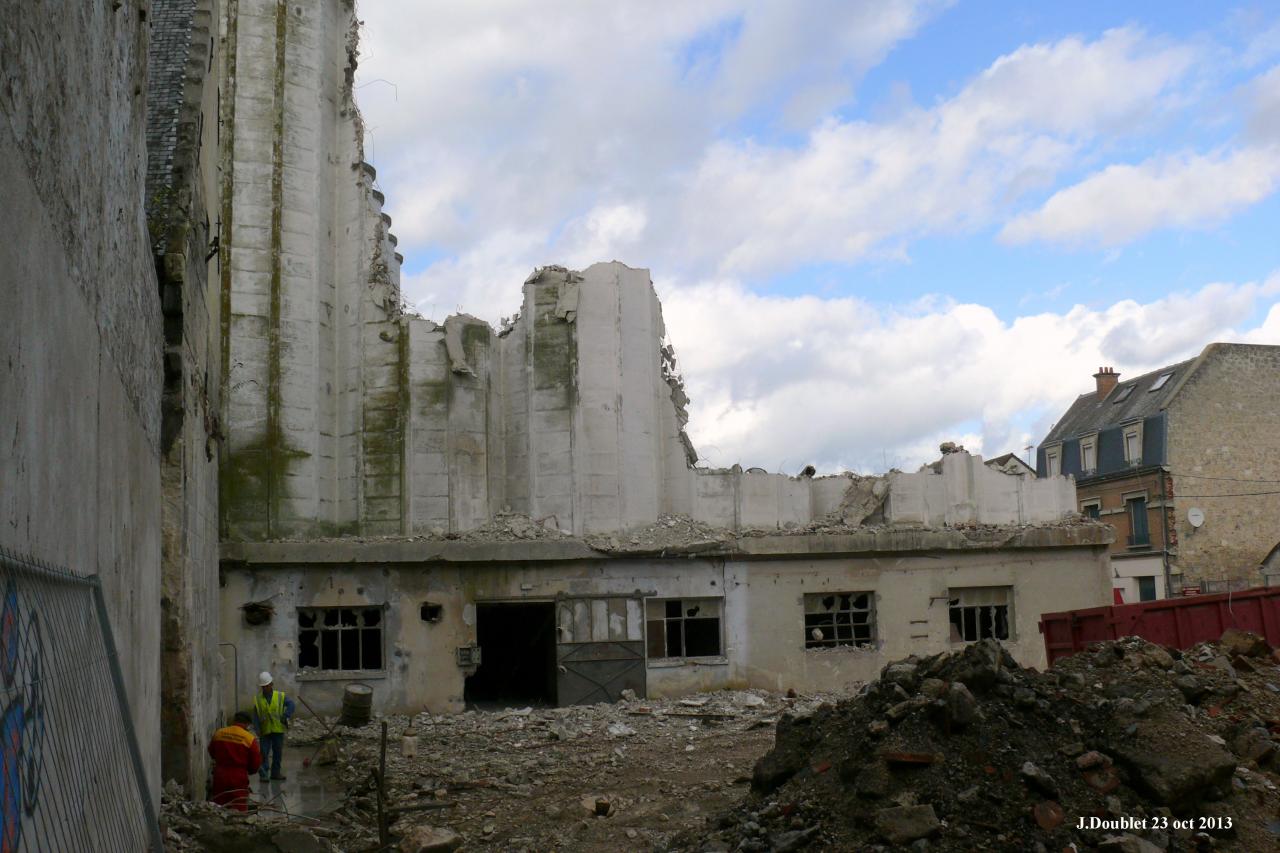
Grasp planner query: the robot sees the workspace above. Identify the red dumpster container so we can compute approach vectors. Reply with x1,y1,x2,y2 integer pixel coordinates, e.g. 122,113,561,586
1040,586,1280,666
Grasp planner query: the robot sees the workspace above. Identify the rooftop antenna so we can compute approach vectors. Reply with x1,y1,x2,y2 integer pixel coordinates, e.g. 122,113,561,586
1024,444,1034,465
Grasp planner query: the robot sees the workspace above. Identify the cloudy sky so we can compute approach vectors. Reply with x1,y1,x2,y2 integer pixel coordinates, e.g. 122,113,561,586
354,1,1280,474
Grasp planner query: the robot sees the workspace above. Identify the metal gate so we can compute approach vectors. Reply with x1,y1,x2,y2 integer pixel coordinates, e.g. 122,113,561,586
555,595,646,705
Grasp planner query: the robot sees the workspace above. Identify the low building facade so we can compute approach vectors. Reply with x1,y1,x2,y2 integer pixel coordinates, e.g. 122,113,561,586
221,523,1111,715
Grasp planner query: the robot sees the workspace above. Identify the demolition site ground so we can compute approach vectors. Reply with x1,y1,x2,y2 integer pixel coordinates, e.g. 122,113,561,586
164,631,1280,852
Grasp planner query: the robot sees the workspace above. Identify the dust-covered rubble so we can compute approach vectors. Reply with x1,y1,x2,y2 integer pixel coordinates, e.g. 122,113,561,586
668,632,1280,852
167,688,851,852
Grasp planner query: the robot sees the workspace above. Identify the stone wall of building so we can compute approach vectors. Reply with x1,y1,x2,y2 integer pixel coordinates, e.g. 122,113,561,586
1167,344,1280,584
148,0,225,795
0,0,162,811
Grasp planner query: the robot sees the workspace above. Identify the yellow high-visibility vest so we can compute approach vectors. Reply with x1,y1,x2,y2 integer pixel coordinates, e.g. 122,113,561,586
254,690,287,735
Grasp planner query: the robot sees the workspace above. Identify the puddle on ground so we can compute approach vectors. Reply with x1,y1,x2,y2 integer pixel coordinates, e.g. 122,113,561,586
253,748,343,819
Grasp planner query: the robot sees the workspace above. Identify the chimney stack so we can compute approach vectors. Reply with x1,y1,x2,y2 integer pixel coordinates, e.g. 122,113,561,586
1093,366,1119,397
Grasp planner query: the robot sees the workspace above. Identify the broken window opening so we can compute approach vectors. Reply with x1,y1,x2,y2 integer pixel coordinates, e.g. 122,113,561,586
420,602,443,623
948,587,1012,643
804,591,875,649
646,598,722,659
297,606,385,672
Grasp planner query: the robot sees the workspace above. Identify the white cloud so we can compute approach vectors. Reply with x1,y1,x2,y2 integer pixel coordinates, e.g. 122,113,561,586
358,4,1198,313
678,28,1194,277
659,273,1280,472
1000,62,1280,248
999,146,1280,246
349,7,1280,475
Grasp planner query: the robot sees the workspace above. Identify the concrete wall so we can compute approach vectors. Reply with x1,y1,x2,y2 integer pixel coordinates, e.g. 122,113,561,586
1166,344,1280,585
220,0,405,540
223,198,1081,540
1,0,162,815
149,0,225,795
886,451,1076,526
219,531,1111,716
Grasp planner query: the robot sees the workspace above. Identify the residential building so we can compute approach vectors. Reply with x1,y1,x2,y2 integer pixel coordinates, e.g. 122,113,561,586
1037,345,1280,599
985,452,1036,478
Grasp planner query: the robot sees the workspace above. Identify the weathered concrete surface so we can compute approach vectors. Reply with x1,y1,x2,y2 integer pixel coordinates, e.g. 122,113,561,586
220,523,1111,715
226,243,1080,540
150,0,224,795
1,0,162,817
221,521,1111,565
886,450,1076,526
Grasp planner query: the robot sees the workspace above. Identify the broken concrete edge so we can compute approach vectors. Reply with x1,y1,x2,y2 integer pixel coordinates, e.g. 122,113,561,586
220,523,1114,566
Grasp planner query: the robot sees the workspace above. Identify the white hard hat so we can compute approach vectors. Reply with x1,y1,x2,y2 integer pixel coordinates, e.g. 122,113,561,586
258,671,273,687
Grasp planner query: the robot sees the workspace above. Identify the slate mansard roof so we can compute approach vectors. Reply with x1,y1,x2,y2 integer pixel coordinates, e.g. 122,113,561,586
1042,357,1196,445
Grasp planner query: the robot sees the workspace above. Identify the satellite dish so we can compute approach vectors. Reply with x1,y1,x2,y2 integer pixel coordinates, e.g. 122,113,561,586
1188,507,1205,528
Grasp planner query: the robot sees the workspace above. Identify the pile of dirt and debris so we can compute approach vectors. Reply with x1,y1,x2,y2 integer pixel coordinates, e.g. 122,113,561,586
161,780,347,852
175,688,850,852
309,689,845,852
454,511,570,541
585,515,735,554
669,632,1280,852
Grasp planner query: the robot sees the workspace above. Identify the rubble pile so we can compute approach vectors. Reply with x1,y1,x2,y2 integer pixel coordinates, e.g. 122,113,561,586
161,781,343,852
585,515,734,554
220,689,843,852
670,632,1280,852
454,511,570,541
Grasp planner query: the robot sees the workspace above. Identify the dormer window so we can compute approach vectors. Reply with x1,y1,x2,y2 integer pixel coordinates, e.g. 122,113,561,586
1123,425,1143,465
1080,436,1097,474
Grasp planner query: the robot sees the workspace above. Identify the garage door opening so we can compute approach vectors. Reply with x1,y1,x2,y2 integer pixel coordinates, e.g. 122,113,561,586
465,602,557,708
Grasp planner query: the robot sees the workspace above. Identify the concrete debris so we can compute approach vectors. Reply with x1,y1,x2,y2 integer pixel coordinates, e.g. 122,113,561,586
442,315,479,376
668,633,1280,851
583,515,732,554
398,825,461,852
1219,628,1271,659
172,687,849,852
874,803,940,844
833,475,889,526
160,781,339,852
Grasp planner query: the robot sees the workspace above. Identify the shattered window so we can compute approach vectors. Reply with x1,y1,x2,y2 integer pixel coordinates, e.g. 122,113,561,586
948,587,1012,643
298,606,385,671
803,592,875,649
645,598,722,659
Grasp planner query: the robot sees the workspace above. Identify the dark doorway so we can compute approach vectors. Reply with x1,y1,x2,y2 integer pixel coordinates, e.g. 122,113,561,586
465,602,557,708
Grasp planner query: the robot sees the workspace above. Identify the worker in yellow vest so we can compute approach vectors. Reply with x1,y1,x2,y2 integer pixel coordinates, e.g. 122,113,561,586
252,671,296,782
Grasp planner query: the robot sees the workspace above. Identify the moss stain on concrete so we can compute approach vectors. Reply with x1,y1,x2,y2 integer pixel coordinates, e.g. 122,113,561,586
265,0,288,535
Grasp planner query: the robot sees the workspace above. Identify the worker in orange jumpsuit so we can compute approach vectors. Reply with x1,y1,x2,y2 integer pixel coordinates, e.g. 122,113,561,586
208,711,263,811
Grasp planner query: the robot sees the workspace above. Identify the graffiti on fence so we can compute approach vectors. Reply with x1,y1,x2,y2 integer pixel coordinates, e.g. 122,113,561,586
1,583,46,853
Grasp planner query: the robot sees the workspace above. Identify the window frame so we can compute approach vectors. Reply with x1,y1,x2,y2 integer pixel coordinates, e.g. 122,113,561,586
803,591,876,650
1044,444,1061,477
1079,433,1098,475
1122,421,1144,466
1137,576,1157,601
645,598,724,661
948,586,1014,643
1125,492,1151,548
297,605,387,674
1148,372,1173,392
1079,499,1101,520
